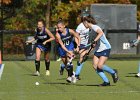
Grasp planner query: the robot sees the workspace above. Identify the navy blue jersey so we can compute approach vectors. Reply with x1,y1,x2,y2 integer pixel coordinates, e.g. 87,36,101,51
34,27,50,44
34,27,51,52
58,28,73,46
57,28,74,57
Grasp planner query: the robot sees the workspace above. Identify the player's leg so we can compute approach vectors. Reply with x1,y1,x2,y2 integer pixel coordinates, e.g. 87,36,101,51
100,49,119,83
59,63,65,75
66,51,76,83
57,47,66,75
44,51,50,76
66,51,74,77
34,47,41,76
61,56,73,82
93,55,110,86
75,49,86,80
59,57,67,75
135,61,140,77
102,65,119,83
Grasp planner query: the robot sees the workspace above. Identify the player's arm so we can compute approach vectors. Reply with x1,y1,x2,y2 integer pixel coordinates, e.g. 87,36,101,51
55,32,72,55
26,37,36,44
26,29,38,44
94,29,103,42
43,28,55,45
91,25,104,46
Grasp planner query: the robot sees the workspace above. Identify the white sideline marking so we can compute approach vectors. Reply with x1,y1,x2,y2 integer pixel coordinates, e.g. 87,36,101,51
0,64,5,80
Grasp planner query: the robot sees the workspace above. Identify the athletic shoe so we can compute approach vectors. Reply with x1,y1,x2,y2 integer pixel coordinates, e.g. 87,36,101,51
111,69,119,83
75,75,81,80
66,77,72,83
57,58,61,61
135,72,140,77
99,82,110,86
46,70,50,76
34,71,40,76
71,75,77,83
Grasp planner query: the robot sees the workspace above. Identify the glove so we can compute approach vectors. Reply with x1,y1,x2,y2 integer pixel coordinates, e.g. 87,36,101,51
91,40,97,48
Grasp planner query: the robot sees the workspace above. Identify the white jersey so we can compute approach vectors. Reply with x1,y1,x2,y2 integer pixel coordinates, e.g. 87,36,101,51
76,23,90,45
91,25,111,52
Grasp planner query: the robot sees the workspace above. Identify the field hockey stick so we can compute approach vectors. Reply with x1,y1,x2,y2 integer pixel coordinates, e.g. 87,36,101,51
78,40,96,55
128,39,140,47
81,46,94,63
67,55,75,66
80,41,96,63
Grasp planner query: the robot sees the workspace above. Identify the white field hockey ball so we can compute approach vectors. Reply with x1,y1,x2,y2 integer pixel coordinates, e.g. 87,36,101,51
35,82,39,85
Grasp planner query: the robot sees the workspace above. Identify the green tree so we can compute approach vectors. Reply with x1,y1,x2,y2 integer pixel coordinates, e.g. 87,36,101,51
5,0,51,30
51,0,97,28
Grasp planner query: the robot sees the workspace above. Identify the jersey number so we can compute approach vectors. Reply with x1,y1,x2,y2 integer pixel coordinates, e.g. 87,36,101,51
64,40,70,46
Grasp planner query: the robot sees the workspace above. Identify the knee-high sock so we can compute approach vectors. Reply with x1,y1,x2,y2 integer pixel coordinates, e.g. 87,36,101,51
67,64,73,77
75,62,84,76
138,62,140,73
35,60,40,72
45,60,50,70
102,65,115,75
96,68,109,83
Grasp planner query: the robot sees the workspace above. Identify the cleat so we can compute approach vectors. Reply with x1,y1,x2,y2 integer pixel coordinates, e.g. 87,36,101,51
34,71,40,76
46,70,50,76
75,75,81,80
71,75,77,83
135,73,140,77
57,58,61,61
112,69,119,83
99,82,110,86
66,77,72,83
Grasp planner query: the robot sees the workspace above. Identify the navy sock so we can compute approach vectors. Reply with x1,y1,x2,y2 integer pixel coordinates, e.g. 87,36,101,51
67,64,73,77
35,60,40,72
45,60,50,70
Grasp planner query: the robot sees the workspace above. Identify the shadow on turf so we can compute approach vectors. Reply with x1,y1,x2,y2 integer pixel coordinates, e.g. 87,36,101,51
43,82,116,87
128,72,137,74
125,75,139,78
44,82,116,87
25,74,39,76
75,84,116,87
125,72,138,78
43,82,73,85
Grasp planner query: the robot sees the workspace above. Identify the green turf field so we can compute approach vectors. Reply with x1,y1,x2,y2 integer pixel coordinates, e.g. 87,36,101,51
0,60,140,100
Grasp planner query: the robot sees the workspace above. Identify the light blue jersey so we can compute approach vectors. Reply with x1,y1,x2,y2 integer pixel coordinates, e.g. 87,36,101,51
91,25,111,52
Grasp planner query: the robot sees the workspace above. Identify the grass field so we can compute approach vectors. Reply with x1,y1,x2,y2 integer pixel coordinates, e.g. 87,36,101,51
0,60,140,100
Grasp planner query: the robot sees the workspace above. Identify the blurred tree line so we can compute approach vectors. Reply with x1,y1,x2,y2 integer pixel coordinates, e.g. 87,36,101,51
1,0,140,29
0,0,140,55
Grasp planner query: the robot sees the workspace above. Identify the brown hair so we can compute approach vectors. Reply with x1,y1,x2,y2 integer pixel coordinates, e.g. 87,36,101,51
38,19,46,26
57,18,66,25
83,15,97,24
